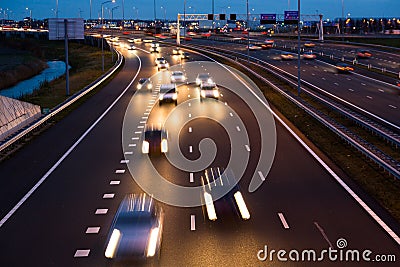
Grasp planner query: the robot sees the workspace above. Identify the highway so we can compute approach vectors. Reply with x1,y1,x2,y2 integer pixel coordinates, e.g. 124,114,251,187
183,37,400,128
0,36,399,267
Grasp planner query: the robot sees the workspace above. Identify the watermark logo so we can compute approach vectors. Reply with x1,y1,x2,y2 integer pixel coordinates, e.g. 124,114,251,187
257,238,396,263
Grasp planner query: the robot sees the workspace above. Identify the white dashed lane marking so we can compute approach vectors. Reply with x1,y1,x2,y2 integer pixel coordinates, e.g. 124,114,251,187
115,169,125,174
191,215,196,231
245,145,250,152
110,180,120,185
95,209,108,215
86,227,100,234
103,193,115,199
74,249,90,257
278,213,290,229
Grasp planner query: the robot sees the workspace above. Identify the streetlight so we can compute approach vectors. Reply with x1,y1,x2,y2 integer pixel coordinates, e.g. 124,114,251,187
25,7,32,28
111,6,119,62
101,0,116,72
133,6,138,20
161,6,166,22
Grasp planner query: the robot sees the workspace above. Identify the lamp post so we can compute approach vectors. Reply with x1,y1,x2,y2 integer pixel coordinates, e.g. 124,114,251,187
183,0,186,41
161,6,166,22
90,0,92,20
246,0,249,62
297,0,301,96
56,0,58,19
111,6,119,62
341,0,344,38
25,7,32,28
101,0,116,72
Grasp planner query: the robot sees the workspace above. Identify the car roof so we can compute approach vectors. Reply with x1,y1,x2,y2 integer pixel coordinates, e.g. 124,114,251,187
201,167,239,195
118,193,155,215
200,82,216,88
197,73,210,77
172,71,183,75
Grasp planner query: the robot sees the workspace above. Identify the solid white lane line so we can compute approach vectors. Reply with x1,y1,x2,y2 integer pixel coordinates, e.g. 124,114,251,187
103,193,115,199
115,169,125,174
74,249,90,257
258,171,265,181
236,126,241,132
245,145,250,152
110,180,120,185
120,159,129,164
189,127,192,133
278,213,290,229
191,215,196,231
95,209,108,215
0,53,142,229
314,222,333,248
189,146,193,153
389,105,397,109
86,227,100,234
190,173,194,183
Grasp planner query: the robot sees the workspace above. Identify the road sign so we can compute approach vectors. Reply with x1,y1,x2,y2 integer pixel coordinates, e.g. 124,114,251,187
48,18,84,40
260,14,276,24
284,11,299,24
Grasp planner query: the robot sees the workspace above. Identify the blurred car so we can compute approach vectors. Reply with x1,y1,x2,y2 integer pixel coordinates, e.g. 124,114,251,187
397,80,400,87
336,62,354,73
196,73,213,86
155,57,166,66
249,44,262,50
104,193,164,260
261,43,273,49
143,38,153,43
200,167,250,221
150,46,160,53
170,71,186,83
356,49,372,58
280,52,295,60
137,78,153,90
264,39,274,45
172,47,181,55
200,82,220,100
133,38,143,43
142,125,168,154
180,51,190,59
303,51,316,60
157,60,169,71
304,41,316,48
151,42,160,48
127,44,136,50
159,83,177,105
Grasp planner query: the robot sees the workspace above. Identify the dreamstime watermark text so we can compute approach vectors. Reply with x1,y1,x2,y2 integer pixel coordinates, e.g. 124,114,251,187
257,238,396,263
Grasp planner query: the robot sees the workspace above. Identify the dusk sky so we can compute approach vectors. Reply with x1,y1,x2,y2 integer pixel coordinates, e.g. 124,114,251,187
2,0,399,21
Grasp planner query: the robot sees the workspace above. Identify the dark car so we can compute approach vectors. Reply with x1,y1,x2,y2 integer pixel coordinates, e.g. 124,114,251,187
159,84,177,105
137,78,153,90
201,167,250,221
336,62,354,73
105,193,164,261
142,125,168,154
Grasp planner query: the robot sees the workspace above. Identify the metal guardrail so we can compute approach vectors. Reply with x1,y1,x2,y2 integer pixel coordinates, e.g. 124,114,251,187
175,42,400,179
0,48,123,153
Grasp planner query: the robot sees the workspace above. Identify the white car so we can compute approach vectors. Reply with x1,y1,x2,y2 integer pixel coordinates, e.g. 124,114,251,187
170,71,186,83
249,44,262,50
200,82,219,100
157,60,169,71
196,73,213,86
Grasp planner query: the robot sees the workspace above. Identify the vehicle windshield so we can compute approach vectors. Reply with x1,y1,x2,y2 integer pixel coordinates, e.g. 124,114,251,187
139,78,147,83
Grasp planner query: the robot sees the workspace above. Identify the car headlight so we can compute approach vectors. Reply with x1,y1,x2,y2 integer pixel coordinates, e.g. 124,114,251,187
105,229,121,259
172,93,178,100
204,192,217,221
146,227,160,257
196,78,200,85
159,95,164,101
234,191,250,220
137,84,142,89
161,139,168,153
213,90,219,98
142,141,149,154
207,78,213,83
171,77,176,82
147,83,153,89
201,90,206,98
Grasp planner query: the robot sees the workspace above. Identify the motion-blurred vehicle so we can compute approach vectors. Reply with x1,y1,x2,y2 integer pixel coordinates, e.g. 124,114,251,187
200,82,220,101
249,44,262,50
336,62,354,73
261,43,273,49
180,51,190,59
137,78,153,90
200,167,250,221
157,60,169,71
150,46,160,53
264,39,274,45
303,51,316,60
356,49,372,58
104,193,164,261
127,44,136,50
170,71,186,83
304,41,316,47
196,73,213,86
133,38,142,43
155,57,166,65
172,47,181,55
159,83,177,105
280,52,295,60
142,125,168,154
